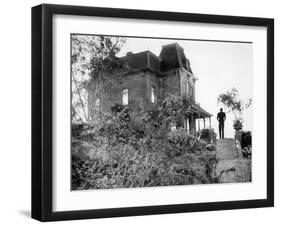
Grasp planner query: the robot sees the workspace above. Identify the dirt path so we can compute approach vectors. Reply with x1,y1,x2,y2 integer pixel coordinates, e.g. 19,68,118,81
215,139,251,183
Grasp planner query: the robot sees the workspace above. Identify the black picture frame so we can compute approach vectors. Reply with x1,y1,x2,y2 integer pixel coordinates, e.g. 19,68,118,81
32,4,274,222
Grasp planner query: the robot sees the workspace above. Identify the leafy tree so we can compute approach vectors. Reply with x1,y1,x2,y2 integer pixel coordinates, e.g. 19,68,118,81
71,35,126,123
217,88,252,131
142,93,196,138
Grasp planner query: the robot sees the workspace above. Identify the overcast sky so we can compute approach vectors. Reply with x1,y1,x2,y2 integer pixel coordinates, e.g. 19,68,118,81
118,37,253,138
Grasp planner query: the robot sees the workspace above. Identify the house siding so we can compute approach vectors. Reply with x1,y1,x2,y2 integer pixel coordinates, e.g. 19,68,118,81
163,70,181,97
88,70,161,119
178,68,196,100
123,71,148,112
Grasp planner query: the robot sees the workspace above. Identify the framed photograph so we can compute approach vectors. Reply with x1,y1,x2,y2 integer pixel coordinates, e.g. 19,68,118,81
32,4,274,221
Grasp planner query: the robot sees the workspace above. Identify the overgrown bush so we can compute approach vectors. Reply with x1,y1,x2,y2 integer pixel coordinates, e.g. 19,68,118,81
233,118,243,131
241,131,251,149
234,130,252,158
167,129,199,154
72,95,218,190
241,131,252,158
200,128,216,143
72,139,216,189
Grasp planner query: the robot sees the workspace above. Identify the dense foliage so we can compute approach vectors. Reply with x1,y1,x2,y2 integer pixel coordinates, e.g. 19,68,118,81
71,35,126,122
200,128,216,143
241,131,252,158
72,96,217,190
233,118,243,131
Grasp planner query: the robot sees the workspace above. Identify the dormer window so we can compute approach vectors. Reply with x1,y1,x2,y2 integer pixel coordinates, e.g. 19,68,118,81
151,86,156,104
122,89,128,105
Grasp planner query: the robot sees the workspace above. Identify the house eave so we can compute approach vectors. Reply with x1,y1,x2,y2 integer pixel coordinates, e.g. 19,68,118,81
180,67,198,81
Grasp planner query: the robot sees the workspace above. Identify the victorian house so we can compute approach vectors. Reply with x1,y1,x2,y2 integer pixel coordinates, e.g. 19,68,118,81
88,43,212,133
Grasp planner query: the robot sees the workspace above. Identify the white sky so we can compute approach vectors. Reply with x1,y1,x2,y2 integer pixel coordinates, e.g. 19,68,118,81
118,37,253,138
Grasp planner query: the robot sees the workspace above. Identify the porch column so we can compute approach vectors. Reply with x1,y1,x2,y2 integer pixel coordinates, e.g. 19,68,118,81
198,117,200,131
203,117,206,128
191,113,195,134
209,117,211,128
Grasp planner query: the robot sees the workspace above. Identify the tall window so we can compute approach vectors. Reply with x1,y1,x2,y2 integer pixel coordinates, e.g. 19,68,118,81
151,86,156,104
95,98,100,109
184,118,190,133
122,89,128,105
185,82,189,95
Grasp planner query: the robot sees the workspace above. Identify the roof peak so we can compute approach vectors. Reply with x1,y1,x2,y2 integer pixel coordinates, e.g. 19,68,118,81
161,42,184,50
121,50,159,59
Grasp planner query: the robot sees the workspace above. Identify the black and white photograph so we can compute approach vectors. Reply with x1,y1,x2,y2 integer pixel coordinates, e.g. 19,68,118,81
0,0,277,224
30,2,274,222
71,34,253,190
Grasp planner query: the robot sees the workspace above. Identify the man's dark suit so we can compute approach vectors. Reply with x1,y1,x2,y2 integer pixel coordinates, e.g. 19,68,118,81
217,111,226,139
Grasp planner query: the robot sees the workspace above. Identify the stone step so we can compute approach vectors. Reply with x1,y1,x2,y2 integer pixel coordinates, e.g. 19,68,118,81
214,138,251,183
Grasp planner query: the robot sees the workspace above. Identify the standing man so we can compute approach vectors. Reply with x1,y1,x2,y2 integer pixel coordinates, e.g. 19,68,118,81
217,108,226,139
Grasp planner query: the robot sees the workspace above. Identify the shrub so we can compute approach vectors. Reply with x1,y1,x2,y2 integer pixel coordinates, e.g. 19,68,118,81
241,131,252,158
200,128,216,143
167,128,197,153
241,131,251,149
234,130,252,158
233,118,243,131
72,123,89,138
